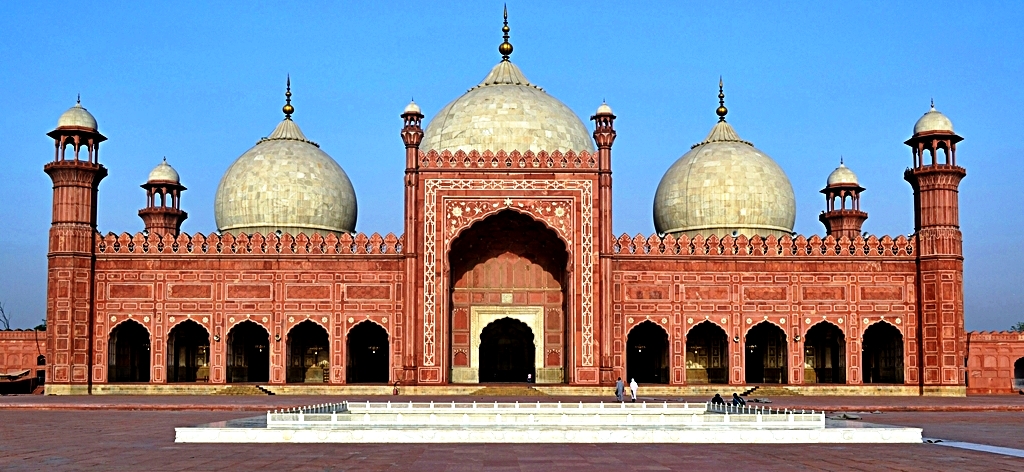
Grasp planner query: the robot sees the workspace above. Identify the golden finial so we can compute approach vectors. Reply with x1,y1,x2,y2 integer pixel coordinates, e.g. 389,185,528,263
282,75,294,120
499,4,513,61
716,77,728,122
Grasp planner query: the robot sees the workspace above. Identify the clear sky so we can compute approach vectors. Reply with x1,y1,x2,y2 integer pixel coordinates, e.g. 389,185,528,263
1,2,1022,331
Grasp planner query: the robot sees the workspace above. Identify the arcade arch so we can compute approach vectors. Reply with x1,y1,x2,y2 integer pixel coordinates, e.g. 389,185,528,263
862,322,904,384
745,322,787,384
478,317,536,383
803,322,845,384
108,320,150,383
287,320,329,384
627,321,669,384
226,320,269,383
1015,358,1024,390
166,320,209,383
685,321,728,384
346,321,389,384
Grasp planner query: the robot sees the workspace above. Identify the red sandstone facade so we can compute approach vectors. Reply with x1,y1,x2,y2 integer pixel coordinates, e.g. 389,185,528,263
32,89,1024,396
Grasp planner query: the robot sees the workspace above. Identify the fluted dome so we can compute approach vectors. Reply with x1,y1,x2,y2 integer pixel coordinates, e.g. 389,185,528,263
826,162,858,186
913,103,954,135
654,120,796,237
422,60,595,154
57,100,98,130
214,118,357,235
148,158,179,183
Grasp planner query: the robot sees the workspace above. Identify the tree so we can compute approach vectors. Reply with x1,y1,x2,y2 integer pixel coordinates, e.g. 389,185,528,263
0,302,10,330
1012,321,1024,333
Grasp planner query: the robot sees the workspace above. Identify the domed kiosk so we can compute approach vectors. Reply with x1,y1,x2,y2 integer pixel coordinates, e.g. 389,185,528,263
214,79,358,235
653,81,796,238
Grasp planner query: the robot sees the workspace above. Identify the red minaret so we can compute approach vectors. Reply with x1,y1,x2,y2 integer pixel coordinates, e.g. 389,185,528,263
591,102,617,382
904,101,967,395
43,97,107,393
400,99,424,383
138,157,187,237
819,159,867,239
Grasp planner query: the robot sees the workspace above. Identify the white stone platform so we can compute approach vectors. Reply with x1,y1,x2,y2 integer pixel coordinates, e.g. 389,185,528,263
175,401,922,444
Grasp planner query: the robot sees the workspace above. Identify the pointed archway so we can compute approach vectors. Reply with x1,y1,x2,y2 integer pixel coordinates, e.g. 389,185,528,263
1014,358,1024,391
287,320,330,384
685,321,728,384
862,322,904,384
478,317,535,383
108,320,150,383
803,322,845,384
745,322,787,384
346,321,389,383
627,321,669,384
226,321,269,383
166,320,209,383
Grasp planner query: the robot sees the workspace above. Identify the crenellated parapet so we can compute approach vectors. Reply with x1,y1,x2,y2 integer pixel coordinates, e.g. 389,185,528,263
417,149,598,170
611,233,916,258
95,231,404,256
967,330,1024,342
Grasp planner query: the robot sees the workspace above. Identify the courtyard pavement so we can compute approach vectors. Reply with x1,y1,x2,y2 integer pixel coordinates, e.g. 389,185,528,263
1,394,1022,470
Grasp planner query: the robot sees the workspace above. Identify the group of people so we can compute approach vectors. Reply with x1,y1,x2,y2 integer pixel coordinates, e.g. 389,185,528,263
614,377,639,402
711,392,746,406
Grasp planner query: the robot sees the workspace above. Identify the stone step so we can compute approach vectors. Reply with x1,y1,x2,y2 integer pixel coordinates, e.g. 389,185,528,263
471,385,547,397
216,385,272,395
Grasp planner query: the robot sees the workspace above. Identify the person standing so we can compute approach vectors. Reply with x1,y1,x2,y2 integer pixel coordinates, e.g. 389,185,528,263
615,377,625,402
629,378,638,403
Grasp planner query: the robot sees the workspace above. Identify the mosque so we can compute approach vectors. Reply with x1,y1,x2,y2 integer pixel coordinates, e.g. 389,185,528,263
18,13,1021,397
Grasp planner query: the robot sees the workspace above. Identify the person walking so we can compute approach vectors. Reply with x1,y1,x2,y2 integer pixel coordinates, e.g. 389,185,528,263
629,378,638,403
615,377,625,402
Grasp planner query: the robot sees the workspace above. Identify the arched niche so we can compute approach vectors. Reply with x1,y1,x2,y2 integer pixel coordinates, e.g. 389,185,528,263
862,322,904,384
346,321,389,384
478,317,536,383
286,320,330,384
685,321,728,384
627,320,670,384
803,321,846,384
108,319,150,383
166,319,209,383
745,321,787,384
226,320,270,383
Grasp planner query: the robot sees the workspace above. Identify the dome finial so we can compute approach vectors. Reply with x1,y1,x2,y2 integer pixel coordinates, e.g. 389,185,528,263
840,155,844,165
499,4,513,61
930,97,935,110
716,76,728,122
282,75,294,120
76,93,81,106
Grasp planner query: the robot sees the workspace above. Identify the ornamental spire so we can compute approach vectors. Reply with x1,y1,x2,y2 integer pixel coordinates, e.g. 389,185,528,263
499,4,513,61
283,75,294,120
716,77,728,122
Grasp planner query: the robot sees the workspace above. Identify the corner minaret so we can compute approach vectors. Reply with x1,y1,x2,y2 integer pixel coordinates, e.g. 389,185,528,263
43,97,108,393
400,99,424,384
904,101,967,395
819,159,867,239
139,157,187,237
592,101,616,381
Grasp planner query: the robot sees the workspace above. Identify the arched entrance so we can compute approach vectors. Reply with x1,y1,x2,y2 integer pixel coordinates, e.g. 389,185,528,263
627,321,669,384
1014,358,1024,391
226,321,269,383
448,210,568,384
108,320,150,383
685,321,728,384
478,317,535,383
166,320,209,383
862,322,904,384
346,321,389,383
803,322,845,384
745,322,787,384
287,320,330,384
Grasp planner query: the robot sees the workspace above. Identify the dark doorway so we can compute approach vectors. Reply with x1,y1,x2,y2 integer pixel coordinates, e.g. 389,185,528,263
108,320,150,383
166,320,210,382
862,322,904,384
627,321,670,384
1014,358,1024,391
227,321,270,383
479,317,535,383
346,321,389,383
745,322,787,384
288,321,330,383
803,322,845,384
685,321,728,384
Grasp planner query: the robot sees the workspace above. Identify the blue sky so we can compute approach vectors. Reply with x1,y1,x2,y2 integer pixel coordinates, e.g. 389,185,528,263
1,2,1021,330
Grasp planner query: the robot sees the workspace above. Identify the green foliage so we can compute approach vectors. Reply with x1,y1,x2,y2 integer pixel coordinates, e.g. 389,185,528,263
1011,321,1024,333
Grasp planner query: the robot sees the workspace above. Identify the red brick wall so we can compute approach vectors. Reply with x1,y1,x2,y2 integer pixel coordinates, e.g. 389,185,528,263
0,330,46,378
967,331,1024,394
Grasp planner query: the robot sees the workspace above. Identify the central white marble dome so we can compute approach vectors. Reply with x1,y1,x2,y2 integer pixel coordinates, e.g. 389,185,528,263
422,60,595,154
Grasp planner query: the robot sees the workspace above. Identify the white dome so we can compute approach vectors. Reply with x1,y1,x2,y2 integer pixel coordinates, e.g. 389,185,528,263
913,103,954,135
826,162,859,186
596,102,614,115
654,120,796,237
57,101,98,130
214,119,357,235
422,61,595,154
148,158,180,183
404,100,421,114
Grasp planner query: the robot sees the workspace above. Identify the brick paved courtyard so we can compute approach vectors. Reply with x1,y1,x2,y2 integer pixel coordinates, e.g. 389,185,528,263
1,396,1022,470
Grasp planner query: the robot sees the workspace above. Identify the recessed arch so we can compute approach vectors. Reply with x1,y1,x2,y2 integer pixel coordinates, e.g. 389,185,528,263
1014,358,1024,391
862,321,904,384
345,318,387,337
685,320,728,384
478,317,536,383
346,320,389,383
627,320,669,384
803,321,845,384
226,320,270,383
745,321,787,384
447,207,572,254
166,319,210,383
108,319,150,383
286,320,330,383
